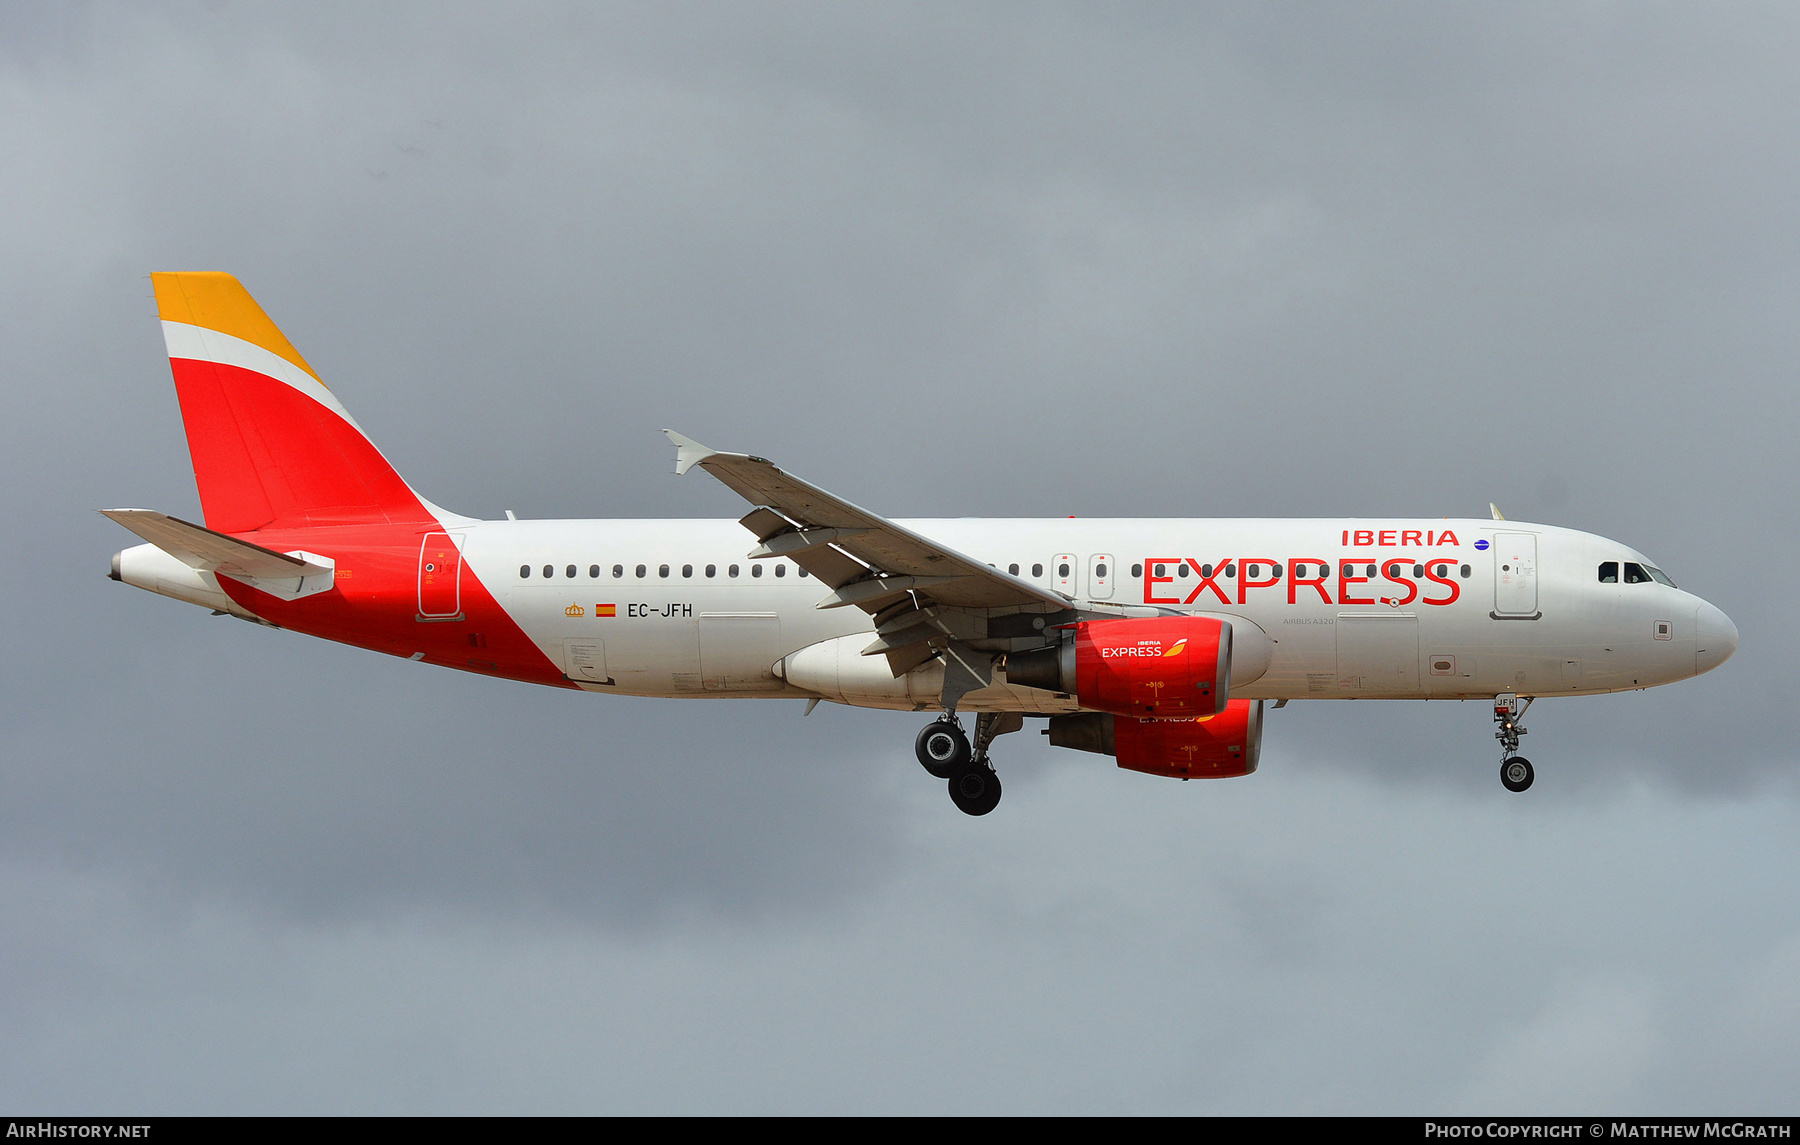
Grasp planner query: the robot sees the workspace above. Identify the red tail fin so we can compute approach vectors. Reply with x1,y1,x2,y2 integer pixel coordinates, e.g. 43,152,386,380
152,272,436,533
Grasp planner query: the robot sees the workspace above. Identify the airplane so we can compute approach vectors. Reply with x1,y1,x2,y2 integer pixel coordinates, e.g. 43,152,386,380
105,273,1739,815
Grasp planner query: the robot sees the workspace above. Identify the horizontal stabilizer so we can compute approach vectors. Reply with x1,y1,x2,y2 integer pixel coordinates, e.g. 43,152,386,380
100,509,332,579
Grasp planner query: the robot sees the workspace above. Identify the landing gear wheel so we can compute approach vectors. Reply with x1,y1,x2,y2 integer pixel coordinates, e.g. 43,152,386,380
948,761,1002,816
915,720,970,779
1501,756,1535,793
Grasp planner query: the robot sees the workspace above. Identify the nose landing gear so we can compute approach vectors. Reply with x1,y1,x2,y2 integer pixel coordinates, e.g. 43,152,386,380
1501,755,1535,793
914,712,1022,815
1495,693,1534,792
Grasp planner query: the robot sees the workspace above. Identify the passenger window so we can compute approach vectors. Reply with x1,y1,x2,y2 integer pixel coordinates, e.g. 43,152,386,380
1434,564,1447,577
682,564,693,578
1248,564,1259,577
1153,563,1165,578
1225,564,1236,578
542,565,553,579
1411,564,1422,577
635,564,646,578
1130,563,1142,578
613,564,624,578
1341,564,1354,578
705,564,716,577
659,564,670,578
1058,562,1070,578
1598,562,1619,583
565,565,576,579
519,565,530,578
776,564,787,577
589,565,600,578
1009,563,1020,576
1364,564,1375,577
1459,564,1470,578
1202,564,1213,578
729,564,740,578
752,565,763,578
1624,562,1652,584
1176,563,1188,578
798,567,809,577
1032,563,1043,578
1096,562,1108,578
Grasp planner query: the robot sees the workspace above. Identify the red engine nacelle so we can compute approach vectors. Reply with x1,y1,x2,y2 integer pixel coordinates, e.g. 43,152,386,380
1072,616,1232,718
1113,700,1263,778
1046,699,1264,779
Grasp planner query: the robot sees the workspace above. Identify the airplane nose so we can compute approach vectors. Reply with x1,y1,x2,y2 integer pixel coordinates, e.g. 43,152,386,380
1694,601,1738,675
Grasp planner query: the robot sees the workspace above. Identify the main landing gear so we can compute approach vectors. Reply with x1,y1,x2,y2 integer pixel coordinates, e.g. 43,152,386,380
1494,693,1535,793
914,712,1020,816
914,719,969,779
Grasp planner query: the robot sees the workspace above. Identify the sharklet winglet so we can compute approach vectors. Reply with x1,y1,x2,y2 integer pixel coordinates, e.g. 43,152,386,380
663,429,718,476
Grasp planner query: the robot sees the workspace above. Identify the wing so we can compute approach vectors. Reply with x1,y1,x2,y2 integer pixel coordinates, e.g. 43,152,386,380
664,431,1071,684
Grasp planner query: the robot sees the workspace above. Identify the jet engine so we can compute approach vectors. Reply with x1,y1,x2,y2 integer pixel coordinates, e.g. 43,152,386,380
1047,700,1264,779
1004,615,1266,718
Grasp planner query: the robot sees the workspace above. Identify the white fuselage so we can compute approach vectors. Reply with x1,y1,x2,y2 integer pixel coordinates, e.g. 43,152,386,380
467,516,1735,711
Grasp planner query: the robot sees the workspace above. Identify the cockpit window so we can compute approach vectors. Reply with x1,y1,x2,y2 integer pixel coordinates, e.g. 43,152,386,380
1623,562,1653,584
1598,561,1618,583
1645,565,1676,588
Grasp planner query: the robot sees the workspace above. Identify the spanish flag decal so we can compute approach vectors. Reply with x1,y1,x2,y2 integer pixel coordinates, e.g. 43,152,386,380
595,604,617,617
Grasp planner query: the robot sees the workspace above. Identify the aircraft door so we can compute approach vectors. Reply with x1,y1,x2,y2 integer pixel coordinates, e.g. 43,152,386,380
417,532,463,619
1053,553,1078,597
1088,554,1114,600
1492,532,1539,617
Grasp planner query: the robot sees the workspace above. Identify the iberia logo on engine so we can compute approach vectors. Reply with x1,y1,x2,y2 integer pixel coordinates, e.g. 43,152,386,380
1102,640,1172,658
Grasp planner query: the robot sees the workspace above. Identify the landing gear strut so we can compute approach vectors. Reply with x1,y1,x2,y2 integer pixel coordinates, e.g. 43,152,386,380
1494,693,1535,793
915,712,1022,815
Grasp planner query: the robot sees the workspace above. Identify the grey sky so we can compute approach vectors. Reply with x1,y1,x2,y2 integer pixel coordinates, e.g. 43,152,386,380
2,1,1795,1113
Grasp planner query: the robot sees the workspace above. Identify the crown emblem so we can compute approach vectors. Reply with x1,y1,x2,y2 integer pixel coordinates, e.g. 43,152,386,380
565,602,586,617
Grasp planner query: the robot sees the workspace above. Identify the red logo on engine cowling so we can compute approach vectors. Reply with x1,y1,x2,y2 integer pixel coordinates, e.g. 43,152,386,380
1074,617,1230,719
